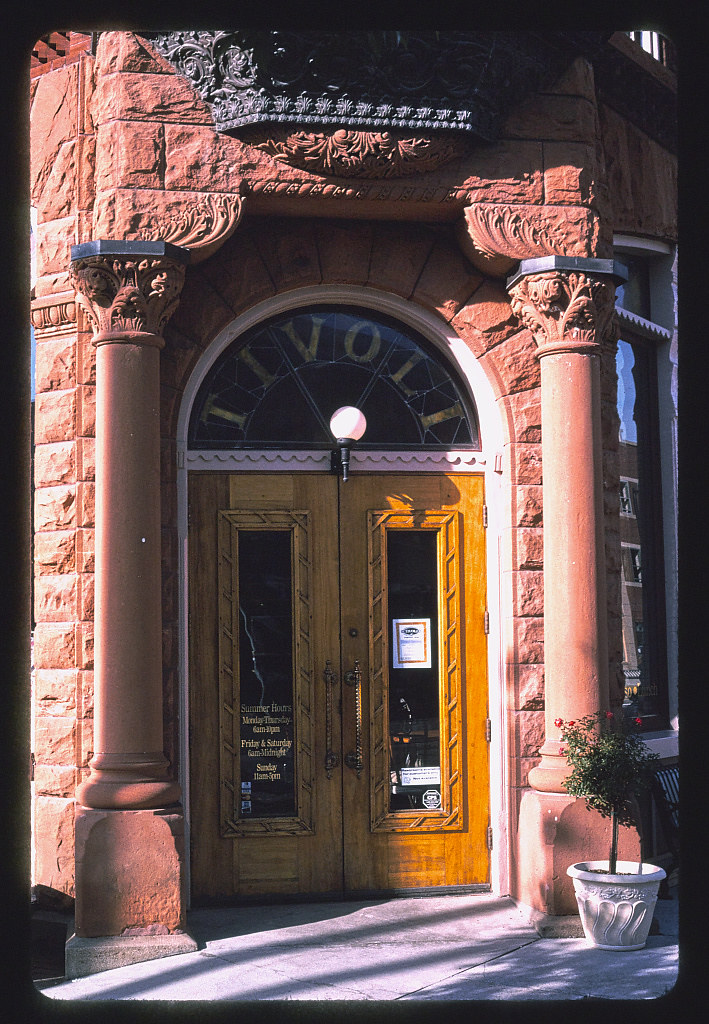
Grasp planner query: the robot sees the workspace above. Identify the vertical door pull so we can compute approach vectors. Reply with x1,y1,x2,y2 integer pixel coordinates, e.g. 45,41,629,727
324,660,339,778
344,659,363,777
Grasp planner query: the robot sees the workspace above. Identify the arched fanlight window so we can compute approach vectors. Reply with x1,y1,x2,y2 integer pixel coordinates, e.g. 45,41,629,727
189,306,480,449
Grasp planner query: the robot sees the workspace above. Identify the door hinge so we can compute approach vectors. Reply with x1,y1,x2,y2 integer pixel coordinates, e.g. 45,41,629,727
487,826,494,850
483,610,490,634
482,504,488,528
485,718,492,742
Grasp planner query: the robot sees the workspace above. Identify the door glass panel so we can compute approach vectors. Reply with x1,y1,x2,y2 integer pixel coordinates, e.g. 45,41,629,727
387,530,441,812
237,529,296,818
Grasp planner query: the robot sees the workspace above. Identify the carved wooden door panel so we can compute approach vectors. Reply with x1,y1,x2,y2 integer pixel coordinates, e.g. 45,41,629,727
188,472,489,901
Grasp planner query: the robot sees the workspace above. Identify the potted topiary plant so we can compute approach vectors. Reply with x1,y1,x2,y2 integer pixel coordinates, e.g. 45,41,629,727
556,710,666,950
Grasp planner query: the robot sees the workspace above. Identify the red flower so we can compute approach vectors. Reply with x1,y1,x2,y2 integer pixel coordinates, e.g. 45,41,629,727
568,721,575,727
635,717,643,726
605,711,614,719
559,747,566,756
554,718,563,728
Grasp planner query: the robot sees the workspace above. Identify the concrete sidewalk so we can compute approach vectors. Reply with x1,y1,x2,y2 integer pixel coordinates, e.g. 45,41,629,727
35,890,679,1002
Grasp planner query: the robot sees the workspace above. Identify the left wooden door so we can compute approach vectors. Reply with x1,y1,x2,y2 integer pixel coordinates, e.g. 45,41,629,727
188,472,344,900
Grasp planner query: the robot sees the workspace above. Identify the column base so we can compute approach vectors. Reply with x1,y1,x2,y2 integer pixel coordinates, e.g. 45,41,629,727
75,806,188,939
65,930,198,979
514,789,641,917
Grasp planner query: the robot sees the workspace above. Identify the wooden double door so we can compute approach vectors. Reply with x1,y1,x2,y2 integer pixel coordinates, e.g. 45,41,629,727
188,471,489,900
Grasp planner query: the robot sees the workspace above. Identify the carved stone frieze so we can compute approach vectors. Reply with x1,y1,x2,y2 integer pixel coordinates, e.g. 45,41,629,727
70,250,187,341
508,270,617,353
161,193,244,263
30,291,77,339
251,129,469,179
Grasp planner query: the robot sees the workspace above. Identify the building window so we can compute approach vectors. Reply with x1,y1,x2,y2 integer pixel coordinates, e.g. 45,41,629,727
615,244,674,731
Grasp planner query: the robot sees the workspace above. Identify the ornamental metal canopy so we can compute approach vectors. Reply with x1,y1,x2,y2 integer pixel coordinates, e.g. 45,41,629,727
189,306,479,450
146,31,609,140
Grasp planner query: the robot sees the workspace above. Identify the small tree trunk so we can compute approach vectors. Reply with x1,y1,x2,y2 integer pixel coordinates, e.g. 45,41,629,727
609,812,619,874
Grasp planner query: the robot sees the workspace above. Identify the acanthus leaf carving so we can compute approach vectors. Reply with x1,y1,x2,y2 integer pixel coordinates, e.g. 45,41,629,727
508,271,617,352
251,128,469,179
459,204,601,277
161,193,244,263
70,255,187,339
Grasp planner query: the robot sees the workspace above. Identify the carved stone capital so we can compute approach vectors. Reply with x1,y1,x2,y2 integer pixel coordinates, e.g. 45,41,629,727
70,241,189,342
160,192,244,264
507,257,626,355
458,203,603,277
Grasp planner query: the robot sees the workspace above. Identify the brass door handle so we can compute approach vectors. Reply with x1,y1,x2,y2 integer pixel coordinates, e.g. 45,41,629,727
324,660,339,778
344,659,363,777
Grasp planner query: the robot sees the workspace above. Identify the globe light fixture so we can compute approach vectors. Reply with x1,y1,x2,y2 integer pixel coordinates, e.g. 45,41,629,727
329,406,367,481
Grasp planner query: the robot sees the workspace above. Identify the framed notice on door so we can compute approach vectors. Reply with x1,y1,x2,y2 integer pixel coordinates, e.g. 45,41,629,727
392,618,432,668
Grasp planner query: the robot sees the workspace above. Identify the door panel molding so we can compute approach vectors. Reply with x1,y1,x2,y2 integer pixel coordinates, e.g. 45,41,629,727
368,509,464,832
217,508,315,836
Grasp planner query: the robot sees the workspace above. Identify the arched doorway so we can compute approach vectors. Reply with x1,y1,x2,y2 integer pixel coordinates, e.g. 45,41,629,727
179,299,500,901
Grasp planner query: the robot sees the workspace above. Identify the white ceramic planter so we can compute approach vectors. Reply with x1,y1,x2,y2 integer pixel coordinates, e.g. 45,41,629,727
567,860,667,950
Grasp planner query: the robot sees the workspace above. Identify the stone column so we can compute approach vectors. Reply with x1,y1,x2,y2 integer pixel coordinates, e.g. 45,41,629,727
67,241,197,975
507,257,639,926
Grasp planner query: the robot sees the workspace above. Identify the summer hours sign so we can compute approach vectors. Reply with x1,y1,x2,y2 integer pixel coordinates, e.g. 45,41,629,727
240,702,296,817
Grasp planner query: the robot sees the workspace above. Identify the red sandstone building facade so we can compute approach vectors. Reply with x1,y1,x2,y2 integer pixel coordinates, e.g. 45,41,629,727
29,30,678,974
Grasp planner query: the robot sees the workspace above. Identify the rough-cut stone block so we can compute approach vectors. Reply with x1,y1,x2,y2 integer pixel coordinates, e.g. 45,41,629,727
35,669,78,716
33,796,76,895
461,141,544,204
516,709,545,758
96,120,164,191
543,142,598,205
77,334,96,386
514,485,543,528
33,763,76,799
79,573,94,621
35,486,76,532
505,389,542,444
547,56,596,102
513,615,545,664
96,30,177,76
479,330,540,394
510,442,543,485
503,93,597,143
451,279,517,350
37,140,77,221
37,216,77,279
30,65,78,204
94,72,213,127
515,663,546,711
78,626,94,671
76,482,95,528
164,124,243,191
34,389,77,445
512,570,544,617
76,385,96,438
34,574,78,623
315,219,373,285
368,225,435,298
35,338,77,395
76,437,95,482
34,442,76,487
252,218,322,292
74,809,187,936
76,529,94,574
504,527,543,572
33,622,76,670
412,238,483,321
34,716,77,766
